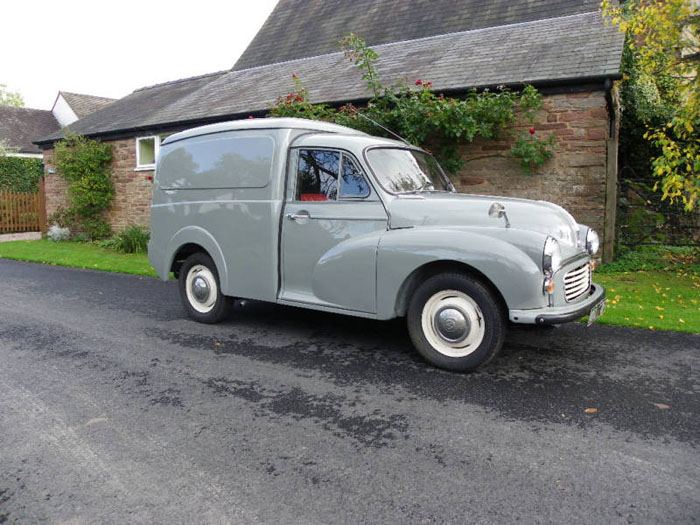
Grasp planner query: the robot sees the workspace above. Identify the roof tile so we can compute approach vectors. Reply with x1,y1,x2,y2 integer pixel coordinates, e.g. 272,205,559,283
234,0,602,70
1,107,59,153
60,92,116,118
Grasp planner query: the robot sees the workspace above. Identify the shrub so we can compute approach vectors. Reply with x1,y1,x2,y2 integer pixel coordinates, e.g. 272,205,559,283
47,225,70,242
96,237,119,250
48,207,76,229
0,156,43,192
114,225,150,254
598,245,700,274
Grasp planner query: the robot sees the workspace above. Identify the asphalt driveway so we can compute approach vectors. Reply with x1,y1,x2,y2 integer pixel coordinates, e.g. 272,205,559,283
1,259,698,524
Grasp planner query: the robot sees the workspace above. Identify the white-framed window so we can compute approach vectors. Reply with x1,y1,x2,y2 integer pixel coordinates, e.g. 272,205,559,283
136,135,160,170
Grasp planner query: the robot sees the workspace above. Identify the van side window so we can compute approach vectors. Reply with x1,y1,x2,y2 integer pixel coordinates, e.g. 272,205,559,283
340,155,370,198
298,149,339,201
297,150,370,201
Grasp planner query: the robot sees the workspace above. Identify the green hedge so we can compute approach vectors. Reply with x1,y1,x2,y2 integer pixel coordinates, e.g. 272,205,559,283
0,156,43,192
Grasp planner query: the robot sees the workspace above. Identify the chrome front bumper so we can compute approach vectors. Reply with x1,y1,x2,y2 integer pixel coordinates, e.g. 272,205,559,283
508,284,607,325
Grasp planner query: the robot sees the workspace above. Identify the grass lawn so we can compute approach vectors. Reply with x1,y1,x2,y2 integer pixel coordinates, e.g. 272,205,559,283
0,240,698,334
594,271,699,334
0,239,156,277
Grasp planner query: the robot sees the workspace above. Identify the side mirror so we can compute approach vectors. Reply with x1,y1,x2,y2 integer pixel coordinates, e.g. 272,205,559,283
488,202,511,228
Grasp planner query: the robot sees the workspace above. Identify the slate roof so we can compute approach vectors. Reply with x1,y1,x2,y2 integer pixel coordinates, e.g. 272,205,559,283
0,106,59,154
60,92,116,118
36,11,623,145
234,0,602,70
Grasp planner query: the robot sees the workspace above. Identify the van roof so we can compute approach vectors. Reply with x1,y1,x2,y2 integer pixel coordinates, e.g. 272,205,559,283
161,117,368,145
292,132,412,151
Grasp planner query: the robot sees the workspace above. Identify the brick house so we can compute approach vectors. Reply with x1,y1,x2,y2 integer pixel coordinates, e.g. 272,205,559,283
35,0,624,260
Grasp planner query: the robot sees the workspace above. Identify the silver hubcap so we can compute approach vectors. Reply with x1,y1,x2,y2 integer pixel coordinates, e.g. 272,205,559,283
420,290,485,358
192,276,210,302
434,306,470,343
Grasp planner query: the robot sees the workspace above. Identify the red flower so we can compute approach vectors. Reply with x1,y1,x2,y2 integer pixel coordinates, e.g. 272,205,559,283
415,79,422,85
425,81,432,87
529,128,536,135
248,116,254,119
147,175,153,181
292,74,297,79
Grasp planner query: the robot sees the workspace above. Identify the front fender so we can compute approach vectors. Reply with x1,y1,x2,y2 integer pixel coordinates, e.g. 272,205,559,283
163,226,229,292
376,227,546,319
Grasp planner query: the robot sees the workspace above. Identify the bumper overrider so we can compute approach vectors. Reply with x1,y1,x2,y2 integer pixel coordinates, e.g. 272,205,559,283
508,284,607,326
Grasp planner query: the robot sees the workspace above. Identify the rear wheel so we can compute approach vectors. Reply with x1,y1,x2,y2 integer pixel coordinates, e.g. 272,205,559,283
407,273,506,371
178,252,232,323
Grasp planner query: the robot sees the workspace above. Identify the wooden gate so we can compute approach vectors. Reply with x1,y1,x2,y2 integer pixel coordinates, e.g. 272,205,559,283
0,179,47,234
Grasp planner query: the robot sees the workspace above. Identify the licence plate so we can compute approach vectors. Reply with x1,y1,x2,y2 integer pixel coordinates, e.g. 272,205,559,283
587,299,606,327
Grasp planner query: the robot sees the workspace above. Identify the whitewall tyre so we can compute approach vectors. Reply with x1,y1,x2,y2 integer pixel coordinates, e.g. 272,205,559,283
178,253,232,323
407,273,506,371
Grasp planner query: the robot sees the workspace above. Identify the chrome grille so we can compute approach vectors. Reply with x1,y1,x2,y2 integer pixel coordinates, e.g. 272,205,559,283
564,263,591,302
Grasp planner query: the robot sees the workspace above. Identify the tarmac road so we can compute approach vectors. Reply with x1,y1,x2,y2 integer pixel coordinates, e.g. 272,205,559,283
0,258,698,524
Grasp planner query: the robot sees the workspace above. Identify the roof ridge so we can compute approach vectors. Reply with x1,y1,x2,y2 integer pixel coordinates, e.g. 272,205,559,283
365,10,603,49
231,11,604,75
133,70,229,93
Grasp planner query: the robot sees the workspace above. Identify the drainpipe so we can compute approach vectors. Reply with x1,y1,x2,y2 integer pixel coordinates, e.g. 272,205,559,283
603,77,618,263
605,78,616,139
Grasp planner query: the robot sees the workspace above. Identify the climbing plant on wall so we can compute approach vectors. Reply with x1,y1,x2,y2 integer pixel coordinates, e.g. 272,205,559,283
54,134,114,240
268,34,556,175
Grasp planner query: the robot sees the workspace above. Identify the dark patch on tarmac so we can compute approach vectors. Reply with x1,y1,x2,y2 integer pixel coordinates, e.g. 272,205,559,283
203,377,409,448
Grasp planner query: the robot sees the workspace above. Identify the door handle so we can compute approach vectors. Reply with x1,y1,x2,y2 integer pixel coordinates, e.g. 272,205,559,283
286,211,311,221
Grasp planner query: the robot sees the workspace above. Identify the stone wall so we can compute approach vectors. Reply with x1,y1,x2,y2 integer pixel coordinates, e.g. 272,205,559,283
455,91,611,236
42,90,614,239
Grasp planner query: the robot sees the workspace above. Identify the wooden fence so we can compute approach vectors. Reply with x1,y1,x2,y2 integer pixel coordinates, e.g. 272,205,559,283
0,179,47,234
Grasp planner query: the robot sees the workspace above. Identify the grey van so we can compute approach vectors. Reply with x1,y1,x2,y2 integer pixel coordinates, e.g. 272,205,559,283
149,118,606,371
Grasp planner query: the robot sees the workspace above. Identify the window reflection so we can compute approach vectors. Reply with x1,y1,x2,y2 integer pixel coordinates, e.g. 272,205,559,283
340,155,369,198
366,148,452,194
298,150,339,201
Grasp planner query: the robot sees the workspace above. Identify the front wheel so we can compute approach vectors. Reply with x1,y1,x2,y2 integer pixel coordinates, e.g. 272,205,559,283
178,252,232,323
407,273,506,372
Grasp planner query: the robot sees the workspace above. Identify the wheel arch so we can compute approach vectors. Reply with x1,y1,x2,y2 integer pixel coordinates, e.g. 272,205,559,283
393,260,508,319
170,243,212,278
165,227,229,292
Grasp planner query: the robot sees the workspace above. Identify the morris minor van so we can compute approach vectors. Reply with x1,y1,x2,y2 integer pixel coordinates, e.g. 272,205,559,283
149,118,606,371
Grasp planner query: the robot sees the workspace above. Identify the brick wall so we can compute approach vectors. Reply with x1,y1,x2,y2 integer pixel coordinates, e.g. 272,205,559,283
42,90,614,238
456,91,611,235
43,138,154,232
106,139,154,231
42,149,70,220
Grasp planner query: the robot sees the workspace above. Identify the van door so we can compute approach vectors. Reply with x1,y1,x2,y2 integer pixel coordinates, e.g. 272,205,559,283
279,148,388,313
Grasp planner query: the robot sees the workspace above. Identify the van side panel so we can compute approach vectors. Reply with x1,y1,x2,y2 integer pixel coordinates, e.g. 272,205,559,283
150,129,291,302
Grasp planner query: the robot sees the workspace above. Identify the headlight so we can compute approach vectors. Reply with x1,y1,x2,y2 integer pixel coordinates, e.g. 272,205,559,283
585,228,600,256
542,237,562,274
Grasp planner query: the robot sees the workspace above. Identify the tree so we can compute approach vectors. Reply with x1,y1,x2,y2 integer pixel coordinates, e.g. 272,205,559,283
0,84,24,107
602,0,700,211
